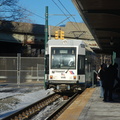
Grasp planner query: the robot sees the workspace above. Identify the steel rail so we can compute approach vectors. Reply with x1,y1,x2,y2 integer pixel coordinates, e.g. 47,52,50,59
45,93,79,120
2,93,61,120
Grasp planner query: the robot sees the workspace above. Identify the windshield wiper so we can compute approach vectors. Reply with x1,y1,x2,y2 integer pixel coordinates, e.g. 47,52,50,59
65,66,73,73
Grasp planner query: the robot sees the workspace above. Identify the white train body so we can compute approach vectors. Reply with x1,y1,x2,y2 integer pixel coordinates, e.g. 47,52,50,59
45,39,96,92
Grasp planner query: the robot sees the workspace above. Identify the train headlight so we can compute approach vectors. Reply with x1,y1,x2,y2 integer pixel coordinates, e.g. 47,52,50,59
73,76,76,79
50,75,53,79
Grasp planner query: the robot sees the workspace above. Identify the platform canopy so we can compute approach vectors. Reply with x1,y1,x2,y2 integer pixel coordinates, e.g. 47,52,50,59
72,0,120,55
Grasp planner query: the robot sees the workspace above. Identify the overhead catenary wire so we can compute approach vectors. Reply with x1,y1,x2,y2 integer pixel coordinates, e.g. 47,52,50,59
57,0,82,31
15,4,45,20
16,1,83,36
16,2,70,29
52,0,82,32
50,17,70,31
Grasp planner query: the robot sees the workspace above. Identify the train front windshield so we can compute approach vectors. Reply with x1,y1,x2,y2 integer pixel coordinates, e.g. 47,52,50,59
51,47,76,69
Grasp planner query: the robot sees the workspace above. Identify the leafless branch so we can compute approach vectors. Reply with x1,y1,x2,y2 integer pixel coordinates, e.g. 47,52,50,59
0,0,32,23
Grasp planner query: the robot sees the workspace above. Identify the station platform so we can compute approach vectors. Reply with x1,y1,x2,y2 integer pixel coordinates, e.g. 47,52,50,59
57,87,120,120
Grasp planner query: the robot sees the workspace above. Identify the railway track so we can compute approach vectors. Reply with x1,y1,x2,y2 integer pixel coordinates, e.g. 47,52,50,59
2,93,61,120
45,92,79,120
2,91,81,120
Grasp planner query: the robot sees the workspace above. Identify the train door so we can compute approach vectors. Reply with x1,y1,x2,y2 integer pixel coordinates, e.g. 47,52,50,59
77,55,85,88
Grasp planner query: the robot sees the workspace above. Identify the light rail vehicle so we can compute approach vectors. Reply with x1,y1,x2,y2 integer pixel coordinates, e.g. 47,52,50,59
45,39,97,92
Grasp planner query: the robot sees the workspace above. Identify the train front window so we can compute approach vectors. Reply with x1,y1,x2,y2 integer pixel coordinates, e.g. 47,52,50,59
51,47,76,69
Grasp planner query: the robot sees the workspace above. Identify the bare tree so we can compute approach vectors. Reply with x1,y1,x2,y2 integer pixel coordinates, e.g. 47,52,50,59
0,0,32,22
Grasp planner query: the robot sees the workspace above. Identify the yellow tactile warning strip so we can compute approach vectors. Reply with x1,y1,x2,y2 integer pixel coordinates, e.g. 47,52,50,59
57,88,96,120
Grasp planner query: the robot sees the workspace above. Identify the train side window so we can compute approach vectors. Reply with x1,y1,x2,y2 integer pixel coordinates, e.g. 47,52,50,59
45,55,49,74
78,55,85,74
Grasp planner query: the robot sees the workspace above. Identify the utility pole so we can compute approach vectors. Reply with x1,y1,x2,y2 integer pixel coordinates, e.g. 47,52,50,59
45,6,48,44
44,6,48,89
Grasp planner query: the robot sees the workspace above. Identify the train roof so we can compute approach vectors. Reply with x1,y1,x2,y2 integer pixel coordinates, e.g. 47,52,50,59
47,39,95,54
47,39,85,47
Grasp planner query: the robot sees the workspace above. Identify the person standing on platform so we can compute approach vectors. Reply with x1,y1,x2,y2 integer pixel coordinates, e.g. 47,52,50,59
103,64,115,102
98,64,106,98
113,63,120,90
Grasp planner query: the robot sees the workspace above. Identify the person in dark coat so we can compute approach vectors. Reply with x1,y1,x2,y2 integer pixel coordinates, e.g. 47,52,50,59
103,64,115,102
113,63,120,90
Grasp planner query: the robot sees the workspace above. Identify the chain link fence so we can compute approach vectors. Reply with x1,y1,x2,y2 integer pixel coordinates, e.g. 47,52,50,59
0,54,44,85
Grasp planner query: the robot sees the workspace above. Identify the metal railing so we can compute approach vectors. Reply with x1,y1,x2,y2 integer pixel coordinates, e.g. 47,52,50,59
0,54,44,85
